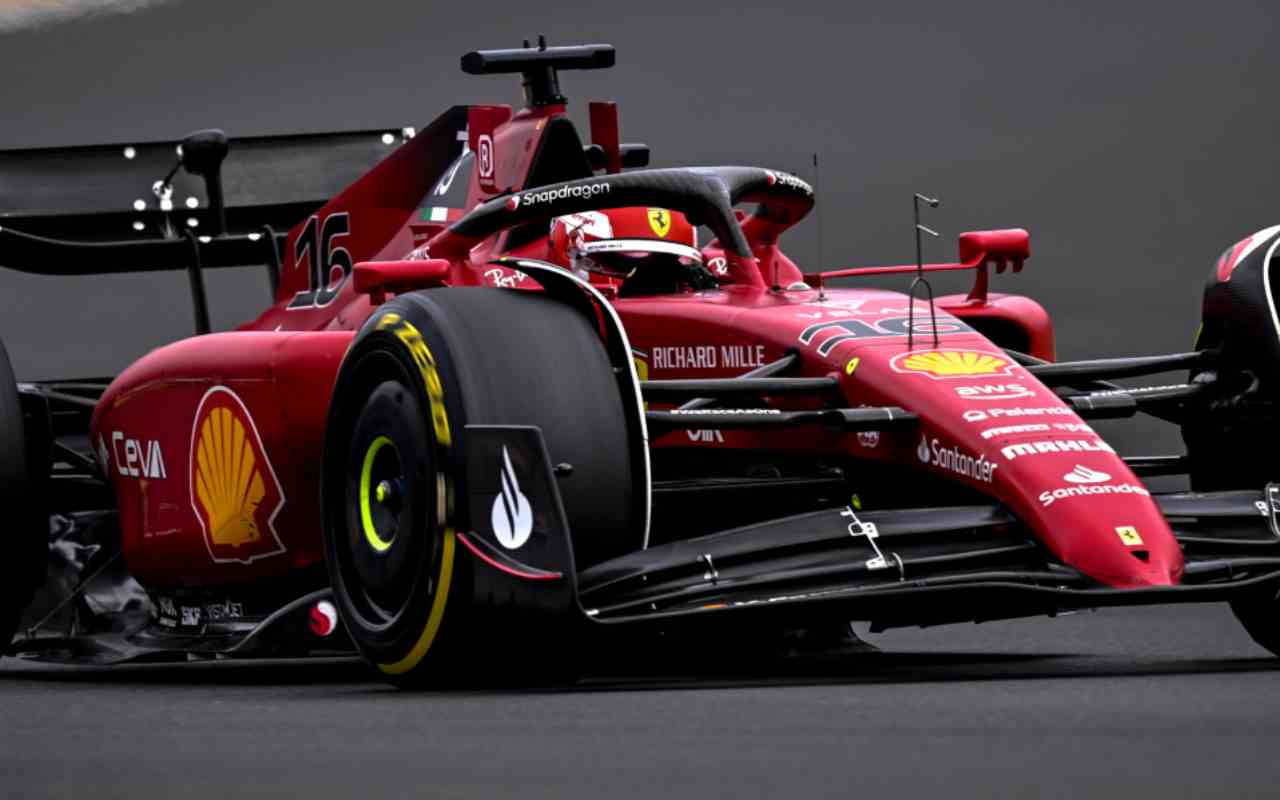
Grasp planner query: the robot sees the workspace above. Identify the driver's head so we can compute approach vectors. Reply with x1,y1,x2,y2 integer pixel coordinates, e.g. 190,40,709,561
548,207,701,283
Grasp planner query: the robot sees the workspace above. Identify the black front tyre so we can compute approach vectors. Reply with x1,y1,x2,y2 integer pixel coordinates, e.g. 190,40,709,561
322,289,641,687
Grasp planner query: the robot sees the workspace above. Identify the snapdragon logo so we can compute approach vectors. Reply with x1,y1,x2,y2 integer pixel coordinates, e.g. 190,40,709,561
765,170,814,196
507,181,612,211
917,436,998,483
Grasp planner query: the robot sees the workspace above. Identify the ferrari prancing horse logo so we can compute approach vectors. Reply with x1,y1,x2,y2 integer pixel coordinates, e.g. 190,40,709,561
647,208,671,238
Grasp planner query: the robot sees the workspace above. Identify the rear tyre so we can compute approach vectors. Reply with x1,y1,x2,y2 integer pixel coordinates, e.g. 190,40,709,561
0,340,46,651
322,288,640,687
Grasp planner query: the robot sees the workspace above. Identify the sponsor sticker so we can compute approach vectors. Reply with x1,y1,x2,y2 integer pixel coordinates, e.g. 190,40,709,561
917,436,998,483
1115,526,1144,546
189,386,287,565
309,600,339,637
647,208,671,238
980,423,1050,440
799,316,974,356
964,406,1073,422
1038,465,1151,507
491,446,532,550
687,430,725,443
476,134,494,180
651,344,765,370
507,181,611,211
483,267,528,288
1064,464,1111,484
955,383,1037,401
670,408,781,415
109,431,167,479
764,170,814,196
891,349,1015,379
1000,438,1116,461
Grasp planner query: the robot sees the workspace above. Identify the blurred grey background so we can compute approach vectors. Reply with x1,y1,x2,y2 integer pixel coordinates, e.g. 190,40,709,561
0,0,1276,456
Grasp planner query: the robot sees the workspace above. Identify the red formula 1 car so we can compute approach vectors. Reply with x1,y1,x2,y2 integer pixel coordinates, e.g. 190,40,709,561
4,42,1280,686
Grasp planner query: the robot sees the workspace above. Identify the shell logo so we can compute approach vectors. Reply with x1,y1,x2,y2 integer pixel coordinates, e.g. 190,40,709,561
189,386,287,564
892,349,1015,379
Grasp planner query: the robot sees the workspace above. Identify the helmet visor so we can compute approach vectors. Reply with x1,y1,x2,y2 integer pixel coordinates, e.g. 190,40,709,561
571,239,703,279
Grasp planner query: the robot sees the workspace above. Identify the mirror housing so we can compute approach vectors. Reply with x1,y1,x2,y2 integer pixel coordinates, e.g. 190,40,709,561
353,259,451,303
959,228,1030,273
959,229,1030,303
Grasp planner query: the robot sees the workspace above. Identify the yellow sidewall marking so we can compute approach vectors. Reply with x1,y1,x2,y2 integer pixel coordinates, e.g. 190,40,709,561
378,529,456,675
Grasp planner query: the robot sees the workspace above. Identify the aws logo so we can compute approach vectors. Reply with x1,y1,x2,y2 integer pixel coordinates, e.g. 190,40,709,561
189,386,287,564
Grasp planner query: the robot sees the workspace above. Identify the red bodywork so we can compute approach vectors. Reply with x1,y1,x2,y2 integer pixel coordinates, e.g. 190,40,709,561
90,97,1182,593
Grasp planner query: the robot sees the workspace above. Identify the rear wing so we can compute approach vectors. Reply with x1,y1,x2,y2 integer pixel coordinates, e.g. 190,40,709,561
0,127,416,241
0,108,468,334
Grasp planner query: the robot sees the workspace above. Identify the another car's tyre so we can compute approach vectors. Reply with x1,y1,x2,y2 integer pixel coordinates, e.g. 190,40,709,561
322,288,641,687
1229,587,1280,657
0,340,46,651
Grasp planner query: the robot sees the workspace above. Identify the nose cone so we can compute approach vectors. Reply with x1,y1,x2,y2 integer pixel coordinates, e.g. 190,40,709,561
1023,497,1183,588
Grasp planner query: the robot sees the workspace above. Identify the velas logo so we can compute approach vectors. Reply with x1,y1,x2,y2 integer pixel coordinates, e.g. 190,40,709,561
189,386,287,564
893,349,1014,379
507,181,611,212
491,446,533,550
647,208,671,238
954,383,1036,401
1064,464,1111,484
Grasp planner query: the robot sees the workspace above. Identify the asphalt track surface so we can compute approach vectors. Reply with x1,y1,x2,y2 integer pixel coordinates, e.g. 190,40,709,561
3,604,1279,799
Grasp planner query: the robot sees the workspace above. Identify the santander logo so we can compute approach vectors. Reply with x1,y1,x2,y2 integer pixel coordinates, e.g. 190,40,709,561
1064,465,1111,484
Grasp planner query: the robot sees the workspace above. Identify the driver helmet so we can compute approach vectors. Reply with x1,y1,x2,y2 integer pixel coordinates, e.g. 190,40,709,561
548,207,701,280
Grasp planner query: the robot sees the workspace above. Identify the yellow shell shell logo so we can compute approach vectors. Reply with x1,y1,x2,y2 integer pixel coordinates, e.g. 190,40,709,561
647,208,671,238
195,407,267,548
189,387,286,564
898,350,1012,378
